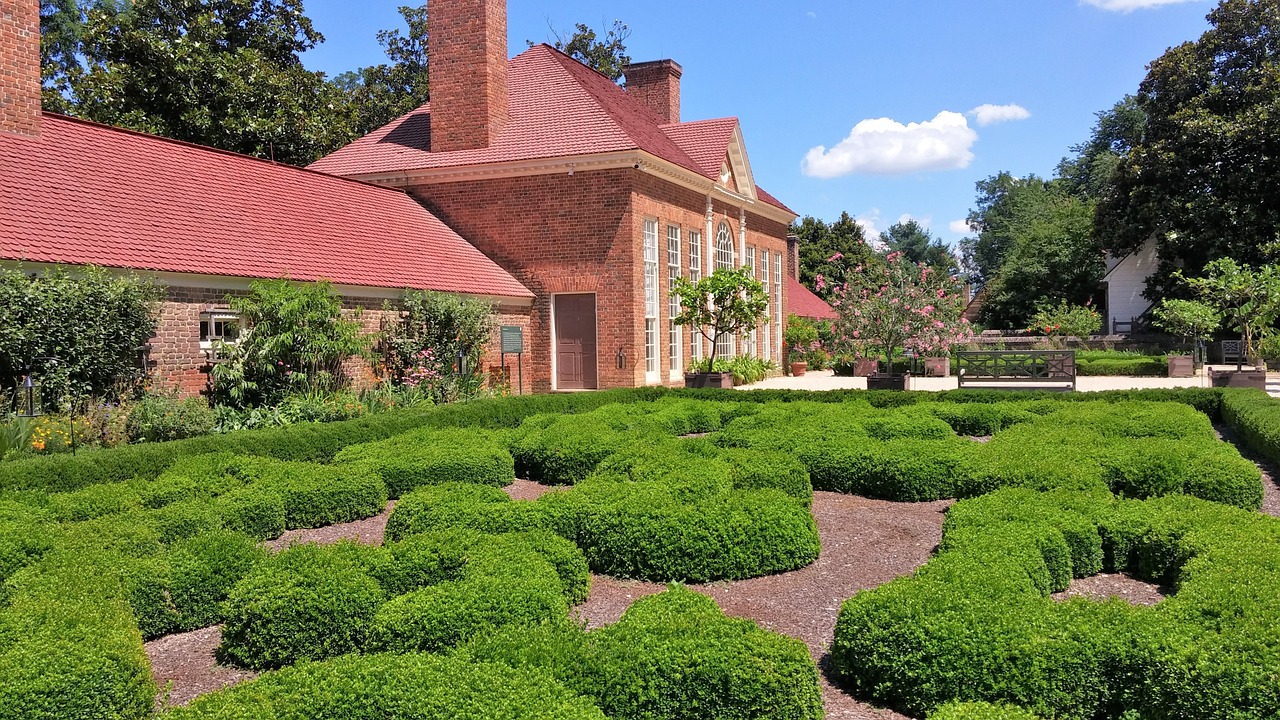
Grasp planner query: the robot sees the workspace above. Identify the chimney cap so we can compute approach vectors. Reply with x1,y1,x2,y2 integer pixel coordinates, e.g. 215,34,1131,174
623,59,683,79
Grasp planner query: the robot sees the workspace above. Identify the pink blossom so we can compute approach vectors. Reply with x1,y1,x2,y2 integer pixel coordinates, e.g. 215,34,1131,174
816,274,827,291
828,252,844,262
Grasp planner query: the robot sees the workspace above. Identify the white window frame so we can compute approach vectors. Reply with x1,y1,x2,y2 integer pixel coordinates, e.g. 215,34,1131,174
689,230,703,363
199,311,241,359
762,252,771,362
667,225,683,378
774,252,784,363
715,222,735,359
644,219,660,382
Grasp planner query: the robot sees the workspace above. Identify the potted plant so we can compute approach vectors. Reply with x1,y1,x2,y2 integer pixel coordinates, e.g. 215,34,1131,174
783,315,820,377
823,251,971,390
1179,258,1280,390
1151,299,1221,378
671,267,769,389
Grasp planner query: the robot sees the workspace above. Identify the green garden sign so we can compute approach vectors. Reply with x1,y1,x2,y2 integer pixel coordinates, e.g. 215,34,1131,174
500,325,523,394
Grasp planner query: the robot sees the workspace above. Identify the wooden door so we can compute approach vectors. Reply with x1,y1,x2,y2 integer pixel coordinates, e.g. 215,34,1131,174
555,294,598,390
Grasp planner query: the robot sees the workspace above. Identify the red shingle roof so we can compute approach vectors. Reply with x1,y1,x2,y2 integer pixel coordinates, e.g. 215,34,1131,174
787,276,837,321
310,45,794,215
0,114,532,300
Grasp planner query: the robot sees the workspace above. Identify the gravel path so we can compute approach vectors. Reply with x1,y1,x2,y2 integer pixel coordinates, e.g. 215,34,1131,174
573,491,950,720
1051,573,1166,606
262,500,398,552
1215,423,1280,517
145,626,256,710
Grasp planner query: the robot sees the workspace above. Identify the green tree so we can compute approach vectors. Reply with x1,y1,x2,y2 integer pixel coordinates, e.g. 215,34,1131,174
211,279,368,408
0,266,160,407
1056,96,1147,200
882,220,958,275
961,174,1104,329
337,4,431,137
671,267,769,371
790,213,882,302
531,20,632,81
1096,0,1280,303
1179,259,1280,366
42,0,355,166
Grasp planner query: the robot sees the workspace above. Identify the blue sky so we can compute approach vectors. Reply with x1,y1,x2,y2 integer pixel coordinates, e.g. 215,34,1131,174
300,0,1218,245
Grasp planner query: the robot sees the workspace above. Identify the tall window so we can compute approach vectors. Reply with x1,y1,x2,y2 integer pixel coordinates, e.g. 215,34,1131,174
715,222,735,270
745,246,757,356
689,231,703,363
715,222,735,358
644,219,659,378
667,225,682,375
774,252,784,363
762,252,771,361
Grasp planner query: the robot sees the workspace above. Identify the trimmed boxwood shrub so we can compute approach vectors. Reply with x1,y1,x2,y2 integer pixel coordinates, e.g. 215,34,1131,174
722,449,813,504
254,461,388,530
830,489,1280,720
923,402,1036,437
932,702,1044,720
799,437,975,502
467,587,823,720
335,427,516,498
509,415,636,485
166,652,608,720
1223,388,1280,464
218,542,388,670
0,501,58,585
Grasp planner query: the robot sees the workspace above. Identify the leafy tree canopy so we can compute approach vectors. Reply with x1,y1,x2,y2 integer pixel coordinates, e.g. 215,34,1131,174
1096,0,1280,302
882,220,959,276
40,0,355,166
790,213,882,303
1056,95,1147,200
530,20,632,81
334,4,430,137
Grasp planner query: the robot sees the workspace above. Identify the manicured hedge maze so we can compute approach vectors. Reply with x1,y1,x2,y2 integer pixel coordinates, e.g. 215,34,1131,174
0,387,1275,719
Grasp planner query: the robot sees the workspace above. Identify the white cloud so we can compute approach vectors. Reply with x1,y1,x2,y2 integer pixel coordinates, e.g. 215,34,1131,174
806,11,816,18
968,104,1031,127
802,111,978,178
898,213,932,228
1082,0,1201,12
948,219,971,235
856,209,889,250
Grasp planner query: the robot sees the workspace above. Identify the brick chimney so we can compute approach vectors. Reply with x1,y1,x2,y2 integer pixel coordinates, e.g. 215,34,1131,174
428,0,508,152
0,0,41,137
624,60,682,124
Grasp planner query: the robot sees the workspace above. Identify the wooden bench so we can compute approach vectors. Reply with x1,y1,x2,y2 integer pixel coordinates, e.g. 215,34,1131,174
1221,340,1243,365
957,350,1077,391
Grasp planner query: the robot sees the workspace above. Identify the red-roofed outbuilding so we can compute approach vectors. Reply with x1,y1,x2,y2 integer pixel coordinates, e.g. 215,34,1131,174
312,0,798,391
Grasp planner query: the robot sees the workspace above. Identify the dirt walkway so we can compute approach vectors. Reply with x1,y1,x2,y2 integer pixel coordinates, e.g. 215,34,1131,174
1215,423,1280,517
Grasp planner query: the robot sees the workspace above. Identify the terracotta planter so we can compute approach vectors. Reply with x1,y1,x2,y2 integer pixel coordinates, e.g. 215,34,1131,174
790,361,808,377
867,373,910,391
1167,354,1194,378
684,372,734,389
1209,369,1266,390
854,359,880,377
923,356,951,377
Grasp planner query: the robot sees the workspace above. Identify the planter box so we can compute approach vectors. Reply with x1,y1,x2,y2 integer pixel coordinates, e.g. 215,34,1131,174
867,373,910,391
1167,355,1195,378
1209,369,1267,390
923,357,950,377
790,361,808,377
684,372,734,389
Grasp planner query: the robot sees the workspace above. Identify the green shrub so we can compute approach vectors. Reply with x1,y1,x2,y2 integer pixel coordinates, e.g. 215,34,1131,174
932,701,1045,719
468,587,823,720
218,542,387,670
125,394,216,442
800,437,975,501
385,483,518,542
46,481,143,522
166,652,607,720
1223,388,1280,465
0,502,58,584
509,415,634,485
335,427,515,498
216,485,287,540
1077,357,1167,377
165,530,266,632
253,461,388,529
723,449,814,504
923,402,1036,436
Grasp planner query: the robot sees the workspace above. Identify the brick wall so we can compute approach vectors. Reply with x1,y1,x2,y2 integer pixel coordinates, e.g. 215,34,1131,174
410,167,791,391
0,0,41,137
623,60,682,124
148,284,532,397
427,0,507,151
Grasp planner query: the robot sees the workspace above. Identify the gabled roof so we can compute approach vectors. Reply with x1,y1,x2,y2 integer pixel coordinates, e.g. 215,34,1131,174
786,276,838,321
310,44,794,216
0,114,533,300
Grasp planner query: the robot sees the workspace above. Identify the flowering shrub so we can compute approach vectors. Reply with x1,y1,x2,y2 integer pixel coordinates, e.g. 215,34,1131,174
822,251,971,369
1025,301,1101,347
401,349,443,390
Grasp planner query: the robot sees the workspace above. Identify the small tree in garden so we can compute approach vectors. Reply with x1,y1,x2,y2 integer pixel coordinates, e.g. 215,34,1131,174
783,315,820,365
1026,300,1101,349
1152,299,1221,363
379,290,496,400
671,267,768,372
1178,258,1280,369
823,251,970,371
211,279,368,408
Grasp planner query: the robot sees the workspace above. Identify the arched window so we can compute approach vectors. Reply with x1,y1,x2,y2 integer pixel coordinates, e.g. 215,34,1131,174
715,222,735,270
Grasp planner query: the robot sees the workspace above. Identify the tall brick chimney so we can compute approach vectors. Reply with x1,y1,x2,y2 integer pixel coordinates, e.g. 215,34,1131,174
624,60,682,124
428,0,508,152
0,0,41,137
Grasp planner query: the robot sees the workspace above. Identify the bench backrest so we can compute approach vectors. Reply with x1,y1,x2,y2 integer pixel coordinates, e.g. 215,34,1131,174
956,350,1077,380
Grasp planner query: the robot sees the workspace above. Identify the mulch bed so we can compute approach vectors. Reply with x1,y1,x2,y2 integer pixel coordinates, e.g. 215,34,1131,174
1215,423,1280,518
145,626,256,710
262,500,398,552
1051,573,1167,606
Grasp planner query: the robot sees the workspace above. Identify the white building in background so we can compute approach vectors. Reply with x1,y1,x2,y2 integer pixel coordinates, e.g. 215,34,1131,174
1102,239,1159,334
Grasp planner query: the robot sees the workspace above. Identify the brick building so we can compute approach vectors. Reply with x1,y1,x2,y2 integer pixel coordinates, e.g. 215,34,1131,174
311,0,798,392
0,0,532,396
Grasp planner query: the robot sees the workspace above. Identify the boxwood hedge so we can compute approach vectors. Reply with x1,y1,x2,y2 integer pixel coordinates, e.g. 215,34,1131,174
334,427,516,498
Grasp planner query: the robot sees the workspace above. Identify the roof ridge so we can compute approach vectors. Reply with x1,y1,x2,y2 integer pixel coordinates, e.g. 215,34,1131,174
40,112,414,199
